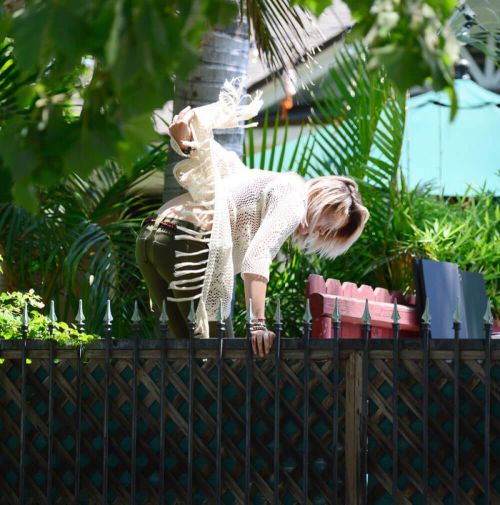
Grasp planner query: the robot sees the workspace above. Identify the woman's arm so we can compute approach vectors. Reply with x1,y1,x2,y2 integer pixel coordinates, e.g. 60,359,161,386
243,273,275,357
243,273,267,319
239,176,306,356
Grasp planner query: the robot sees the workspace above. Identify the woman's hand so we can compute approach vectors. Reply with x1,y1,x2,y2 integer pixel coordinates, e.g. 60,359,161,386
169,105,194,153
251,329,276,357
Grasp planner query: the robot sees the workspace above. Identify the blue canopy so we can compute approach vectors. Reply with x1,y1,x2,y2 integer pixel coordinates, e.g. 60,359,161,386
401,78,500,195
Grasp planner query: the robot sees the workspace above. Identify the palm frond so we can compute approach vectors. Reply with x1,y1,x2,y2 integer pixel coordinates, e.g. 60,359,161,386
244,109,311,173
243,0,331,79
0,144,165,333
300,40,416,291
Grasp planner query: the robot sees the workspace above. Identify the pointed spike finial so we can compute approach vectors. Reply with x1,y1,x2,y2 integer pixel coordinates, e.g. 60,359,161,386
246,298,254,323
75,299,85,324
22,301,29,326
303,298,311,323
131,300,141,323
391,299,400,324
274,298,282,324
49,300,57,323
188,300,196,323
483,299,493,325
159,299,169,324
104,299,113,325
452,297,461,324
332,297,341,323
218,298,224,324
421,297,431,324
362,299,371,324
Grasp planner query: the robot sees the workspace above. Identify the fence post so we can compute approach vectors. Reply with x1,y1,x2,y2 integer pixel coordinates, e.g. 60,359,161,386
75,300,85,505
345,351,362,505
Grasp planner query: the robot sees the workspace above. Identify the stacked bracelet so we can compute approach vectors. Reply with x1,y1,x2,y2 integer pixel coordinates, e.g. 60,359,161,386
250,318,267,332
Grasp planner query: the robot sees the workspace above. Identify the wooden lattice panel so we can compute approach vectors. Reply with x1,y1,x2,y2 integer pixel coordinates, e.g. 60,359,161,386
0,344,498,505
366,356,500,504
0,350,347,505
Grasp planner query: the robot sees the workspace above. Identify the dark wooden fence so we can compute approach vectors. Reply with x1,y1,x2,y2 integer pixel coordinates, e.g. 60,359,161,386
0,299,498,505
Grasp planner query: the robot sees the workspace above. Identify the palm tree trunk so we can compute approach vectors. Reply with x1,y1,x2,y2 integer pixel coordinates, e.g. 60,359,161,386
163,6,249,202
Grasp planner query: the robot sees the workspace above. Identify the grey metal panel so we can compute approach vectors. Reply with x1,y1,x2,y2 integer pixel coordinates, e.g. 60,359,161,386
419,259,465,339
460,270,488,339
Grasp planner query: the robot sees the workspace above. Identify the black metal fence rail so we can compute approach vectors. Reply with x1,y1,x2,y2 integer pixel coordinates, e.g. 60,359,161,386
0,298,498,505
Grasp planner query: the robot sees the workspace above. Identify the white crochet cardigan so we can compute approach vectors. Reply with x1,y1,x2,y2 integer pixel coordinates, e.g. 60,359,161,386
168,81,307,337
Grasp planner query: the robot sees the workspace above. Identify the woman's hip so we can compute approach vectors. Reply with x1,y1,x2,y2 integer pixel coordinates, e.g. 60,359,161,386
136,214,210,278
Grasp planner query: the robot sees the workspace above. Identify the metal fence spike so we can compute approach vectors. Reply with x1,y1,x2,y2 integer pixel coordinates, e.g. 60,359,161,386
274,298,282,324
104,299,113,325
49,300,57,323
75,300,85,324
218,298,224,324
131,300,141,323
159,300,169,324
188,300,196,323
22,301,29,326
303,298,311,323
332,297,341,323
362,299,371,324
483,299,493,324
452,297,461,324
246,298,254,322
391,299,400,324
421,298,431,324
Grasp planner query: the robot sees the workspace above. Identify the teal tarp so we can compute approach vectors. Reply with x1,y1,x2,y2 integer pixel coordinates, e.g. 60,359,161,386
401,79,500,195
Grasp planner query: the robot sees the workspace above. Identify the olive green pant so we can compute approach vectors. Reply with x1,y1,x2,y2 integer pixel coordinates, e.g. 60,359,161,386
135,216,234,338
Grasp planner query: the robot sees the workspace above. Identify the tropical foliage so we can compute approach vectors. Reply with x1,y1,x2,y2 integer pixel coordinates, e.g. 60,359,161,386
234,42,499,337
1,34,497,340
0,289,97,346
0,258,97,345
0,147,165,336
404,189,499,306
0,0,466,208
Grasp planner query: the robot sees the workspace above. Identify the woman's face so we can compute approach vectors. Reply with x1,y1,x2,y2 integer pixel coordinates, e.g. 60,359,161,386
314,214,334,236
296,213,336,237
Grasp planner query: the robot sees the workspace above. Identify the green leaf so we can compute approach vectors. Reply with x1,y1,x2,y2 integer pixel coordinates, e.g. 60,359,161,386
11,181,39,213
10,2,51,73
202,0,239,25
426,0,456,18
117,113,157,173
64,122,119,177
104,0,125,67
290,0,331,17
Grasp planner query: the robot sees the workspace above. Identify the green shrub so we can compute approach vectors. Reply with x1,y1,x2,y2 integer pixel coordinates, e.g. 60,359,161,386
0,289,98,345
404,189,499,315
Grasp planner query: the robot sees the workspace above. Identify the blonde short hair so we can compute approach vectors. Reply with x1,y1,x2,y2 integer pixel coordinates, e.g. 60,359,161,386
293,175,369,259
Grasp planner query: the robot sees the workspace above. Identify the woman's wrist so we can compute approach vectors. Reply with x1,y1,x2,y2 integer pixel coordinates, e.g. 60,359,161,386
250,318,267,331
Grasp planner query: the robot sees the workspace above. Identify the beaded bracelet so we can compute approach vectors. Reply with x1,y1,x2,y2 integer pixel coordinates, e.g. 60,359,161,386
250,318,267,332
251,326,267,333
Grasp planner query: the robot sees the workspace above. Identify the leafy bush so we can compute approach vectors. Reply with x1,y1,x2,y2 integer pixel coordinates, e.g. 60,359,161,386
0,294,96,352
404,189,499,314
0,256,96,345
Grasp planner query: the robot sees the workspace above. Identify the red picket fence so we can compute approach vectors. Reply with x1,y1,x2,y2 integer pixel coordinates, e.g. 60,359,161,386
306,274,420,339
